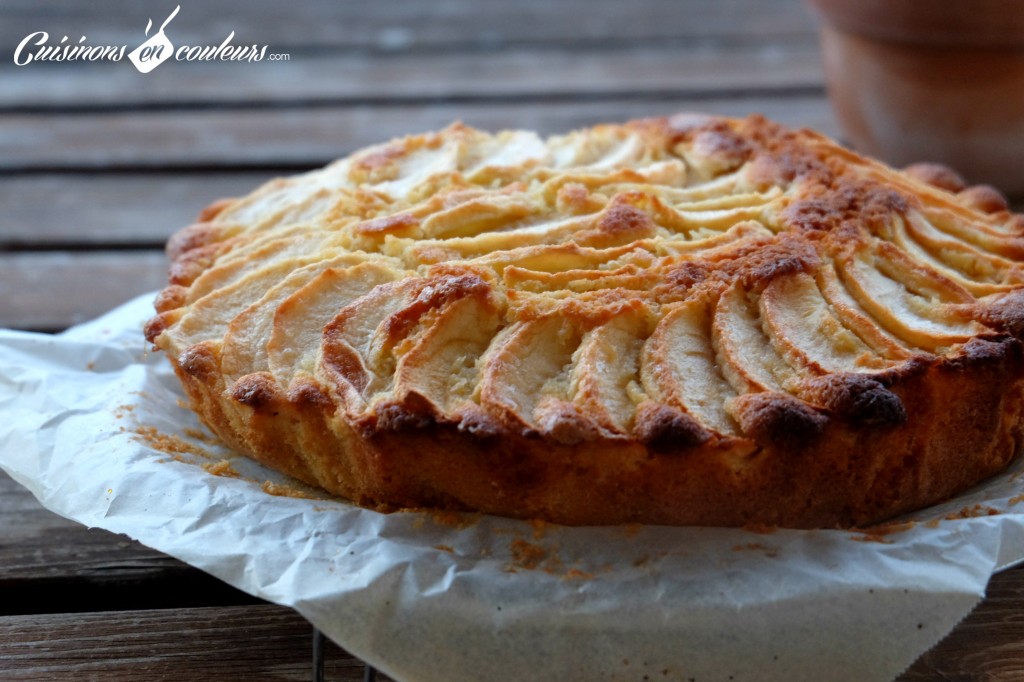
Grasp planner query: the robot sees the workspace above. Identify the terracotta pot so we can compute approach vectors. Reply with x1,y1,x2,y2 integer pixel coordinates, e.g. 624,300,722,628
808,0,1024,196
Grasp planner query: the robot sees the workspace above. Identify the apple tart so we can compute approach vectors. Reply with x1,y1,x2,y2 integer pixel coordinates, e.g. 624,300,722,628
146,114,1024,528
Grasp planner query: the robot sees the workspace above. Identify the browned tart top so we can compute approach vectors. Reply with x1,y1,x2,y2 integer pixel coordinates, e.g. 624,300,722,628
146,114,1024,527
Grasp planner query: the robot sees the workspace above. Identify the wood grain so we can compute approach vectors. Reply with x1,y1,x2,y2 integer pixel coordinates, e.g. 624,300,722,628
0,604,394,681
0,173,271,247
900,568,1024,681
0,43,823,110
4,1,1023,678
6,442,1024,677
0,472,260,616
0,252,166,330
0,97,837,172
0,0,816,53
1,565,1024,682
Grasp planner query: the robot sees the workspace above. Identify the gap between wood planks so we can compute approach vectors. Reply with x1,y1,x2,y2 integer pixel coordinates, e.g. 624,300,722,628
0,604,392,681
0,40,824,113
0,251,167,330
0,472,264,617
0,0,817,55
0,95,838,173
1,85,826,116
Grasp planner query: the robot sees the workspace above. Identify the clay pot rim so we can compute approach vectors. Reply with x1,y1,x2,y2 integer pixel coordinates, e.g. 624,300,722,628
807,0,1024,48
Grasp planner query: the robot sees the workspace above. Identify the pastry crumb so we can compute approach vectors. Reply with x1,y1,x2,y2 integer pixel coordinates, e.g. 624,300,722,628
732,542,779,558
133,425,210,459
507,538,547,571
428,509,478,529
529,518,548,540
854,520,917,537
943,504,1002,520
562,568,593,581
184,427,223,446
260,480,317,499
202,459,239,477
113,404,135,419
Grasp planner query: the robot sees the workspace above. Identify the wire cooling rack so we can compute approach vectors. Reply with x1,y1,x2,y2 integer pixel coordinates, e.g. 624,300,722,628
313,627,378,682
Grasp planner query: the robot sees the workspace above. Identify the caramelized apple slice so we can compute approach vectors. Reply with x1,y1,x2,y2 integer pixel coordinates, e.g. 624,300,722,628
187,229,343,302
478,315,587,437
392,290,504,416
899,211,1023,294
712,283,801,394
219,253,374,385
267,261,402,388
569,306,651,435
759,272,893,374
319,273,498,411
835,243,983,351
641,298,739,436
318,278,426,411
815,261,915,360
166,249,348,353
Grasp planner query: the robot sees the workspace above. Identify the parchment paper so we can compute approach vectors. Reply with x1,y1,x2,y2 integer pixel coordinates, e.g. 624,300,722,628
3,292,1024,682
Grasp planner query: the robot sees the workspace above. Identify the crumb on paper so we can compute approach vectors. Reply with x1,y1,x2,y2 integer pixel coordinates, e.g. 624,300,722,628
563,568,593,581
742,523,777,535
202,459,239,478
943,504,1002,520
1008,493,1024,506
434,544,454,553
529,518,548,540
428,509,479,529
504,538,590,579
176,398,190,410
133,425,211,459
507,538,548,571
621,523,642,538
184,427,224,446
86,361,95,370
113,404,135,419
732,542,779,558
261,480,318,500
400,508,478,529
848,518,918,544
632,554,651,568
909,501,1003,528
854,520,917,537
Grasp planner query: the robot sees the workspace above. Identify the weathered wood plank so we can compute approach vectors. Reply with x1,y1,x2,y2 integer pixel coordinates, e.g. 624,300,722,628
1,572,1024,681
0,252,166,330
0,604,393,681
7,460,1024,678
0,174,271,247
0,96,837,171
0,42,823,109
0,472,261,616
900,567,1024,680
0,0,817,53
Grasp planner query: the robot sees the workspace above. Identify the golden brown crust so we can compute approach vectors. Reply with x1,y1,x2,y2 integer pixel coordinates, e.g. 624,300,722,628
148,114,1024,527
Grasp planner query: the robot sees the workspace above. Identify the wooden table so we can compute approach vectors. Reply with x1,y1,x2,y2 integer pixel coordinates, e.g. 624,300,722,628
1,1,1023,679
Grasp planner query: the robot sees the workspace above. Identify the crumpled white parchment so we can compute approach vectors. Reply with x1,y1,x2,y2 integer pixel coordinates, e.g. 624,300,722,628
2,293,1024,682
